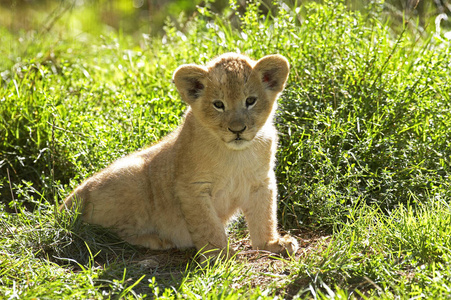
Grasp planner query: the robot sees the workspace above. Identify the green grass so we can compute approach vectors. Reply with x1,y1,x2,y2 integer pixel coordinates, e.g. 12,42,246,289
1,0,451,298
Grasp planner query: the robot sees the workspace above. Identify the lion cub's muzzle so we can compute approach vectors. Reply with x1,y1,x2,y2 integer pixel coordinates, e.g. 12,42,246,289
228,125,247,140
225,125,254,150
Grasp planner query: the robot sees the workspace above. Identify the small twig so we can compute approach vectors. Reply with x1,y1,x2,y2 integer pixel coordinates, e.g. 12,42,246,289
363,276,383,292
46,121,86,137
6,168,17,214
38,1,74,36
370,24,407,91
237,249,274,261
239,249,272,256
51,115,57,211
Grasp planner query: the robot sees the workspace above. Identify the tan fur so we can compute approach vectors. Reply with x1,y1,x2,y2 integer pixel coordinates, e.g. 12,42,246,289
62,53,298,257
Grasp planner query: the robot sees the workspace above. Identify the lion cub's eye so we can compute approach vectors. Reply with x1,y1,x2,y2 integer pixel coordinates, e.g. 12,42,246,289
213,100,225,111
245,96,257,108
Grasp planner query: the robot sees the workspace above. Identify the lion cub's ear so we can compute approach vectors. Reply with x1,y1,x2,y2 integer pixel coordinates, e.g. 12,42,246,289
253,55,290,93
173,64,208,104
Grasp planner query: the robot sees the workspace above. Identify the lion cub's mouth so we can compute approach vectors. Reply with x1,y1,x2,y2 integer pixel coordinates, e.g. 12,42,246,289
226,137,251,150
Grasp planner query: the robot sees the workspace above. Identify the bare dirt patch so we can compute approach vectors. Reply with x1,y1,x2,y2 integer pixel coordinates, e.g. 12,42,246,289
123,229,331,296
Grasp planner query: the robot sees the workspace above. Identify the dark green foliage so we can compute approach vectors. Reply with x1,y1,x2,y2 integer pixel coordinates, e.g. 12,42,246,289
273,2,451,228
1,0,451,298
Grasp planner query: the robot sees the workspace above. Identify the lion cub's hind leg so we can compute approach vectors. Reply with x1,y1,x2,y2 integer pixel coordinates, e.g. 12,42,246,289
124,233,175,250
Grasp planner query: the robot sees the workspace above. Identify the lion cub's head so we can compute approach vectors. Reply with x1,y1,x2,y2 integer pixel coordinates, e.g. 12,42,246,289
173,53,289,150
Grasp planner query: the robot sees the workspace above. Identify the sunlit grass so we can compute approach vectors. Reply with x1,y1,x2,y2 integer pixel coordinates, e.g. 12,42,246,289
1,0,451,298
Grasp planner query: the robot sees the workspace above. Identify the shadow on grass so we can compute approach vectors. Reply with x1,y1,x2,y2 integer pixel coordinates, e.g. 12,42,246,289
51,210,198,297
54,212,338,298
94,247,196,297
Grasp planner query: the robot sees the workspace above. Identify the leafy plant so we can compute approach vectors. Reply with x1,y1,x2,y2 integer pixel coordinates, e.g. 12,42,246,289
1,0,451,298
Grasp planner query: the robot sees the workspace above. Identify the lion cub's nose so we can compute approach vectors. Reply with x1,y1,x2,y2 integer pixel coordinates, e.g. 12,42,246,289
228,126,247,135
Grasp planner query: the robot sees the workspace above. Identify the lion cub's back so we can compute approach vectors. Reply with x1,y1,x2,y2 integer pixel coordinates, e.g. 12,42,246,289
65,143,171,230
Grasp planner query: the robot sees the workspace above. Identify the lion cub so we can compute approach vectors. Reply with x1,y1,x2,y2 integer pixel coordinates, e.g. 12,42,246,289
62,53,298,257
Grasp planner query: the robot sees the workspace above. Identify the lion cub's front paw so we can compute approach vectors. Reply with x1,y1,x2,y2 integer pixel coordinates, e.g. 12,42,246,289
264,235,298,256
